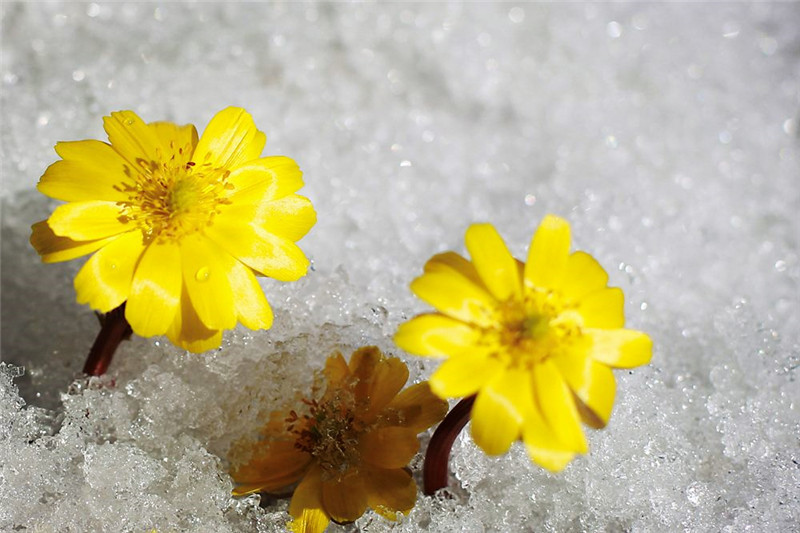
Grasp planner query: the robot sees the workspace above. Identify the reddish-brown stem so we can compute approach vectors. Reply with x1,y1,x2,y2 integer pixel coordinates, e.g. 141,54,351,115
82,303,132,376
423,394,476,495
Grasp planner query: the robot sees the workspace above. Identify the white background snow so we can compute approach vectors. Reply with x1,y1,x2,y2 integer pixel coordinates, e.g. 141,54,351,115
1,2,798,532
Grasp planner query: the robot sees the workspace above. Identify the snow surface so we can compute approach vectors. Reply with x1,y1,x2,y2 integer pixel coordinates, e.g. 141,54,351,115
1,2,799,532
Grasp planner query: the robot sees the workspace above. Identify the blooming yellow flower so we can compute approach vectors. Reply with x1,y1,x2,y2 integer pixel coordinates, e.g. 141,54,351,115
231,347,448,533
394,215,652,471
30,107,315,352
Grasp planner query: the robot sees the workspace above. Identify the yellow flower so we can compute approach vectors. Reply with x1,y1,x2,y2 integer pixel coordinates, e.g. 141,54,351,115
394,215,652,471
231,347,448,533
30,107,315,352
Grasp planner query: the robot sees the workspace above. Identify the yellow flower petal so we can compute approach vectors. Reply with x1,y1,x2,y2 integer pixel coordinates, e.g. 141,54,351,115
206,219,310,282
225,156,305,205
321,473,368,524
148,121,198,168
192,107,266,170
103,110,163,166
288,466,329,533
524,214,571,290
383,382,449,432
255,194,316,242
409,271,496,327
553,348,616,429
423,251,485,289
232,439,312,495
349,347,408,419
37,140,133,202
465,223,522,301
361,426,419,469
323,352,350,386
30,220,117,263
47,201,129,241
180,235,236,330
577,287,625,328
126,241,182,337
165,285,223,353
429,352,502,398
364,466,417,520
470,368,533,455
521,420,576,472
585,328,653,368
532,359,588,454
559,251,609,302
393,313,480,357
227,261,274,331
74,231,144,313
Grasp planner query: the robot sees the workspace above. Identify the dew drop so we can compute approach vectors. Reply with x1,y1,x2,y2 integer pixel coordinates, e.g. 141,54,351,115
195,266,210,282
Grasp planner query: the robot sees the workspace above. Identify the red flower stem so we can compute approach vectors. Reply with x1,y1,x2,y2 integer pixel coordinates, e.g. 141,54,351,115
82,303,132,376
423,394,476,495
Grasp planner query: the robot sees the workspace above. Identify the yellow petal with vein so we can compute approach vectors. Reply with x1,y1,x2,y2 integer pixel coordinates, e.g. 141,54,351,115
232,439,311,495
423,251,485,289
48,201,129,241
103,110,162,166
165,284,223,353
30,220,116,263
465,223,522,301
521,389,578,471
394,313,480,357
225,156,304,205
207,219,310,281
361,427,419,469
180,235,236,330
38,140,132,202
256,194,316,242
148,121,198,167
429,352,502,399
585,328,652,368
553,348,616,429
227,261,273,330
577,287,625,328
288,466,329,533
532,360,588,453
524,214,571,290
349,347,408,418
384,382,448,432
74,231,144,313
126,241,182,337
410,271,496,327
470,368,532,455
193,107,265,170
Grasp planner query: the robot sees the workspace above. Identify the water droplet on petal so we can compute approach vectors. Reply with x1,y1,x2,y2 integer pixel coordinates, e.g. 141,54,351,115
195,266,210,282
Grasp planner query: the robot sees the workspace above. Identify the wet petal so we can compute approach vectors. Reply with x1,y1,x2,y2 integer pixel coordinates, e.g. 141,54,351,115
126,240,182,337
103,110,162,166
321,473,368,524
393,313,480,358
193,107,265,170
577,287,625,328
37,140,133,202
180,235,236,330
364,467,417,520
429,352,502,398
585,328,652,368
524,214,571,290
470,368,533,455
361,427,419,469
74,231,145,313
288,466,329,533
30,220,117,263
465,223,522,301
48,201,129,241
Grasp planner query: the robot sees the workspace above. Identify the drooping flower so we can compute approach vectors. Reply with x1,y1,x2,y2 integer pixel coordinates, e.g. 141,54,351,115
31,107,315,352
231,347,448,533
394,215,652,471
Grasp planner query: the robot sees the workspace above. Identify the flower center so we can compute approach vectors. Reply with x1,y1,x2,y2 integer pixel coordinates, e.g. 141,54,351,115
490,288,582,368
117,157,233,243
288,390,368,481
